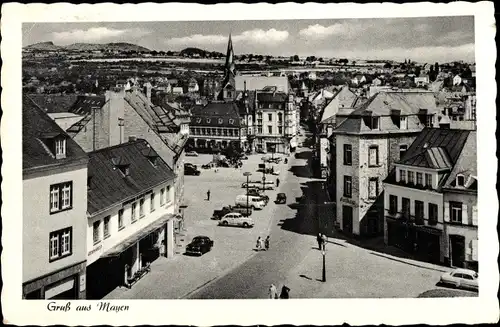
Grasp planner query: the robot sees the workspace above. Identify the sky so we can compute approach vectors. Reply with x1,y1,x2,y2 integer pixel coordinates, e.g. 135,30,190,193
22,17,475,62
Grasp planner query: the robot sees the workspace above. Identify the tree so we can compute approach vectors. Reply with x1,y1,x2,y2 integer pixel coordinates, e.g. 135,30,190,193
383,62,392,69
434,62,440,74
293,55,300,61
241,54,247,61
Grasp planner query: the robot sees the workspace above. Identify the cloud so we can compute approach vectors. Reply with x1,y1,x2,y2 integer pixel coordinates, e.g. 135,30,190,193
52,27,150,44
165,34,228,46
233,28,289,45
298,23,357,40
165,28,289,47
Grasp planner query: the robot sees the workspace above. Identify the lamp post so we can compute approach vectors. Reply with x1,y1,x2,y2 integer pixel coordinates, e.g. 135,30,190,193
321,249,326,282
243,172,252,216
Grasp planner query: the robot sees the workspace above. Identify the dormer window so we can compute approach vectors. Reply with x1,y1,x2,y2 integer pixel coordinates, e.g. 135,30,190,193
87,176,93,190
229,119,234,124
207,118,211,124
399,116,408,130
457,174,465,187
119,165,130,177
55,138,66,158
218,118,223,124
371,117,380,130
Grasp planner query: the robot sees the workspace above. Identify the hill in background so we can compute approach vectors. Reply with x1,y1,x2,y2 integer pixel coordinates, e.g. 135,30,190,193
24,41,150,52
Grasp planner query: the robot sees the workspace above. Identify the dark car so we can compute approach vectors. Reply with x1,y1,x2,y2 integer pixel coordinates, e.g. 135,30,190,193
247,189,269,204
185,236,214,256
184,165,201,176
276,193,287,204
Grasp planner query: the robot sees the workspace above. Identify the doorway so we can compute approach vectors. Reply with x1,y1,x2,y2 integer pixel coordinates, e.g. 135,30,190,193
449,234,466,268
342,205,353,234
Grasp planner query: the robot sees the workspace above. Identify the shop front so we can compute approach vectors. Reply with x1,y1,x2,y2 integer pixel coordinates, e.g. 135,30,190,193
23,261,86,300
86,214,174,299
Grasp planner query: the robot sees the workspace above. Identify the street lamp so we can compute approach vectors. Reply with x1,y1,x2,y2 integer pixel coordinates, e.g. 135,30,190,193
321,249,326,282
243,172,252,216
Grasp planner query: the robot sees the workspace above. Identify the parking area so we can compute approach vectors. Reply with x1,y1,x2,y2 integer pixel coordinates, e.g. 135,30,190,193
105,153,291,299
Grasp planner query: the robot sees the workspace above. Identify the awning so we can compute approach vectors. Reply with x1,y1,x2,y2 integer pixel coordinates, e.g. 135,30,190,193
101,213,174,258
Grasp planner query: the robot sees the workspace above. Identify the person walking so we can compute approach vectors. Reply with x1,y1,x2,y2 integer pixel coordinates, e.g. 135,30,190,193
207,189,211,201
256,237,262,251
276,178,280,187
268,284,278,299
321,233,328,251
264,236,270,251
317,233,322,250
279,285,290,299
260,237,265,251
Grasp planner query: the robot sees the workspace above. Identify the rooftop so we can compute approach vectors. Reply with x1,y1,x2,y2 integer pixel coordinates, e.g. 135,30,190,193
87,139,175,214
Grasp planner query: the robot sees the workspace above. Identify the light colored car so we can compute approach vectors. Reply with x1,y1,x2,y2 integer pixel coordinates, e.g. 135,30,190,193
219,213,255,228
439,268,478,291
235,195,266,210
185,151,198,157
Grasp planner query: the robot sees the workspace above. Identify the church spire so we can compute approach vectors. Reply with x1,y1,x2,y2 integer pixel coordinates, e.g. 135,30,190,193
224,33,235,79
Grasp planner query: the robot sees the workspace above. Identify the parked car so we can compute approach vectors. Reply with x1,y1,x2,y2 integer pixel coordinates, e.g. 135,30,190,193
235,195,266,210
184,165,201,176
185,163,197,169
201,163,213,169
219,213,255,228
211,205,252,219
275,193,287,204
439,268,479,291
246,189,269,203
185,236,214,256
185,151,199,157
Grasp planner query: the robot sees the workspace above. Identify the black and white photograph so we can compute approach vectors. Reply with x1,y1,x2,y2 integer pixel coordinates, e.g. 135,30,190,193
1,2,498,326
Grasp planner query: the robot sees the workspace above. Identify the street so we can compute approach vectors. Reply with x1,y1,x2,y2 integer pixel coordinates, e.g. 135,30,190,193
104,140,475,300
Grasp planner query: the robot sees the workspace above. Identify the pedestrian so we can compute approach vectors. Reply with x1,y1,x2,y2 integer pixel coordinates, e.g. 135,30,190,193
268,284,278,299
279,285,290,299
260,237,265,251
276,178,280,187
321,233,328,251
317,233,322,250
256,237,262,251
159,240,165,257
264,236,270,250
207,189,211,201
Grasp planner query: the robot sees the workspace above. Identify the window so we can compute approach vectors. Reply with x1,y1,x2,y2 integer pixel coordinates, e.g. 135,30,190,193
450,202,462,223
416,172,423,186
400,116,408,129
399,145,408,159
278,113,283,122
343,176,352,198
166,185,172,203
389,195,398,214
268,113,272,121
160,188,166,206
368,178,378,199
104,216,110,238
278,126,283,134
408,171,415,184
425,173,432,188
400,169,406,183
139,198,145,217
150,192,155,212
258,126,263,134
415,200,424,220
49,182,73,214
55,138,66,157
118,209,124,229
131,202,137,222
343,144,352,165
426,115,433,127
457,174,465,187
93,220,101,244
49,227,72,261
402,198,411,218
268,126,273,134
428,203,438,225
371,117,380,130
368,146,379,166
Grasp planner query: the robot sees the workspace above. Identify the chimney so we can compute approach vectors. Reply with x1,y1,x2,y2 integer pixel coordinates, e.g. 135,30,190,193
129,135,137,142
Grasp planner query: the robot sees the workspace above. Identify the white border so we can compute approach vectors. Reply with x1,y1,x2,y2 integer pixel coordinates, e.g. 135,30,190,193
1,2,498,325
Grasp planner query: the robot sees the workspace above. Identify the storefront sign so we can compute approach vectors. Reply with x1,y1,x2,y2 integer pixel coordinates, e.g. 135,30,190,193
44,278,75,299
340,197,357,206
88,244,102,257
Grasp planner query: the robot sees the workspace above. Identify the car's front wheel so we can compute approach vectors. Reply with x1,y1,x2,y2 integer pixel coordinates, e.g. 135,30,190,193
242,222,249,228
221,221,228,226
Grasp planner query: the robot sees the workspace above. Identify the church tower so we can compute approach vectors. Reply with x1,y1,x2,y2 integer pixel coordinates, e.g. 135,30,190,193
218,34,236,101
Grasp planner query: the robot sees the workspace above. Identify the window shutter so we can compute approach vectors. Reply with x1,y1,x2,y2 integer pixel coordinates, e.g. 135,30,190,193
471,239,478,261
462,203,469,225
444,202,450,222
472,205,478,226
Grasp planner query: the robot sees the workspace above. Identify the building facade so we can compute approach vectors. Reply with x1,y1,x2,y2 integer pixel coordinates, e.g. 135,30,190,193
334,91,441,237
383,128,477,269
85,139,176,299
23,96,88,299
